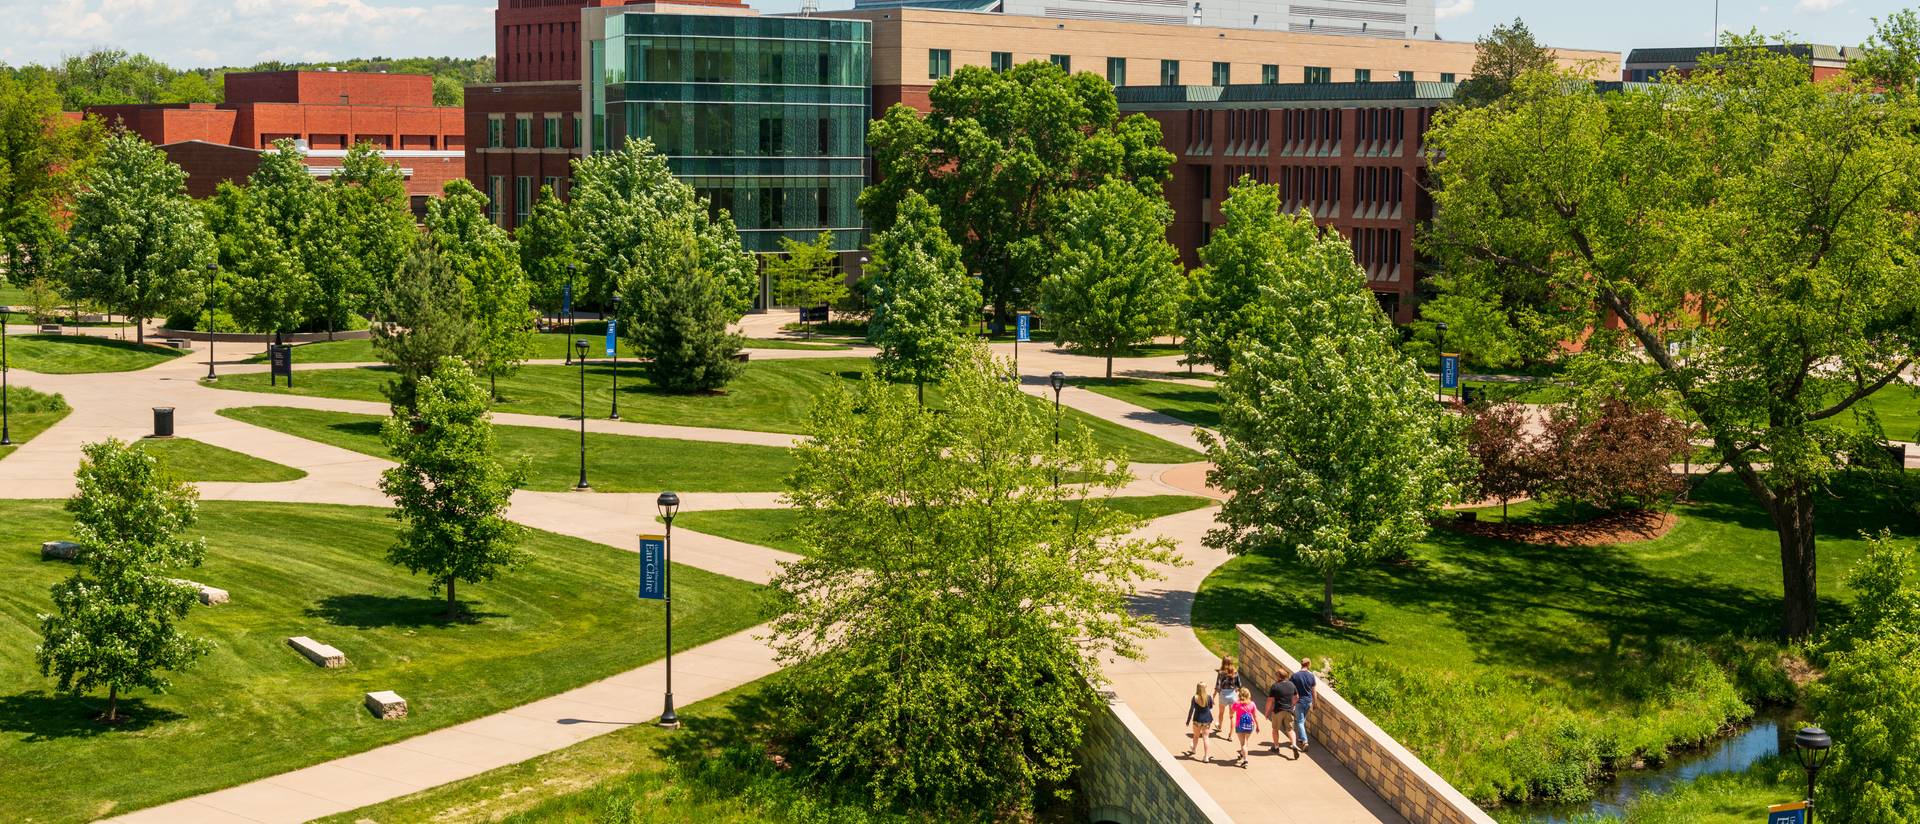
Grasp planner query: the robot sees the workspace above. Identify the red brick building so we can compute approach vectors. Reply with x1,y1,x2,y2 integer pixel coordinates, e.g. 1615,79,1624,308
1623,44,1854,83
87,70,465,206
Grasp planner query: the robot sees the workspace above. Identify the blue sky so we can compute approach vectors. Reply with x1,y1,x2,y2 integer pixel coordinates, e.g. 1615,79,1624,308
0,0,1907,69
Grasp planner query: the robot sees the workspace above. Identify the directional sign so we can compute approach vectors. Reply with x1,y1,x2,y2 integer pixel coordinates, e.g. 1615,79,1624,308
1766,802,1807,824
561,283,573,315
1440,353,1460,390
1016,313,1032,343
638,535,665,600
605,318,618,357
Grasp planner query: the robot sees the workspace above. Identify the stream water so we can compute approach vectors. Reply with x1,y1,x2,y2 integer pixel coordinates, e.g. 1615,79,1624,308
1511,707,1799,822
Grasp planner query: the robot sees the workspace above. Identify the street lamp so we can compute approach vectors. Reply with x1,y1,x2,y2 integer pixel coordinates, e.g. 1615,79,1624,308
1795,726,1833,822
608,288,620,421
205,263,218,380
1049,371,1066,445
1,298,10,446
657,491,681,728
574,339,590,490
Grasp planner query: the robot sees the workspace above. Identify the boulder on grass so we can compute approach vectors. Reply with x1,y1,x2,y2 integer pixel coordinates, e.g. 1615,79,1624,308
287,636,347,668
41,541,81,561
166,578,229,606
364,690,407,720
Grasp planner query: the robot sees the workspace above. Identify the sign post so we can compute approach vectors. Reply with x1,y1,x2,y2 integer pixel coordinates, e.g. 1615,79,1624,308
1015,312,1031,377
269,344,293,388
1439,353,1460,401
561,281,574,364
638,535,665,601
1767,801,1808,824
606,301,620,420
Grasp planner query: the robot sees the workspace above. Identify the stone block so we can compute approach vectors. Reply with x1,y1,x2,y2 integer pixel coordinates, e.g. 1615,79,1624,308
37,324,62,335
165,338,191,350
364,690,407,719
287,636,347,668
41,540,81,561
167,578,228,605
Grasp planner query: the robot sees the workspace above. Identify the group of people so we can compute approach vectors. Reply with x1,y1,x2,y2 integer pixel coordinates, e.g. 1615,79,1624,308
1183,655,1319,766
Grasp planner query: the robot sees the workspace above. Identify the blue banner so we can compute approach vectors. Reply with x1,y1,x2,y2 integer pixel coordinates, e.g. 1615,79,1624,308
1766,803,1807,824
561,283,573,315
1016,313,1031,343
605,318,618,357
639,535,665,600
1440,354,1460,390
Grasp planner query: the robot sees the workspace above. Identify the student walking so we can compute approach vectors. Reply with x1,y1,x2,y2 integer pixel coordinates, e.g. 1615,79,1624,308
1210,657,1239,738
1289,657,1319,752
1228,690,1260,766
1265,672,1298,751
1184,683,1214,761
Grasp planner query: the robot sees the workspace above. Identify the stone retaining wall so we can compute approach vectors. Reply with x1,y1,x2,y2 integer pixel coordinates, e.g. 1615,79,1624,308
1237,624,1494,824
1078,695,1233,824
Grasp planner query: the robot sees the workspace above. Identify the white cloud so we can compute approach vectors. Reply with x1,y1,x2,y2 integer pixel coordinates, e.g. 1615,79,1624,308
1435,0,1473,20
0,0,494,67
1794,0,1845,13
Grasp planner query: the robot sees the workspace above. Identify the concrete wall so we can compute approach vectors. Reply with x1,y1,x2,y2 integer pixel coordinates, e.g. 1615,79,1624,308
1078,696,1235,824
1236,625,1495,824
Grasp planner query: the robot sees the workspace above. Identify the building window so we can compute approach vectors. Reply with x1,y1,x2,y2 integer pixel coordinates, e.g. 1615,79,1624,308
486,176,504,224
514,117,531,148
1160,60,1180,86
543,176,561,198
929,48,952,79
544,115,560,148
1441,72,1456,83
1305,66,1331,84
992,51,1013,72
1212,61,1230,86
1050,54,1070,72
515,176,532,224
1107,57,1127,86
574,116,582,150
1261,64,1278,85
487,118,502,148
1399,70,1414,82
1354,68,1371,83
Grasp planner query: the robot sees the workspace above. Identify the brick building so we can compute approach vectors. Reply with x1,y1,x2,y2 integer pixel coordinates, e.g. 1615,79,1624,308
86,70,465,206
1623,43,1854,83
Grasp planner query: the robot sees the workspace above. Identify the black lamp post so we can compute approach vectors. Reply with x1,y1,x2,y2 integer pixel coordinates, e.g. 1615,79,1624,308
1795,726,1833,822
1049,371,1066,445
205,263,218,380
608,288,620,421
565,264,577,365
1,301,10,447
657,491,681,728
574,339,590,490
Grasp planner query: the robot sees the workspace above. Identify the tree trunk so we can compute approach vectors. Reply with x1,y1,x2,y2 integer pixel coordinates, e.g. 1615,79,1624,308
1502,499,1509,522
916,380,925,407
1320,570,1336,624
135,317,145,343
1106,353,1113,380
107,685,118,722
490,373,499,402
445,576,458,618
1768,487,1819,640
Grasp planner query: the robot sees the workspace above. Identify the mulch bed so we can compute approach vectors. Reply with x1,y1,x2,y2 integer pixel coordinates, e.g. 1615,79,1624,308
1438,508,1676,546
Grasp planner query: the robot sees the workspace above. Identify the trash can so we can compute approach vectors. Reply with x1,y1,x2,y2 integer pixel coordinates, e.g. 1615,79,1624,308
153,407,174,438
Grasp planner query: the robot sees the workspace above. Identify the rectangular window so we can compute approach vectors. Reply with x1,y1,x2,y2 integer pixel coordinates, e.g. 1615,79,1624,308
1212,61,1230,86
486,175,503,224
1160,59,1180,86
543,176,561,198
992,51,1013,72
1398,70,1415,82
1441,72,1456,83
514,117,530,148
486,118,502,148
1050,54,1070,72
574,116,582,150
929,48,952,79
515,176,532,224
544,115,560,148
1305,66,1331,84
1106,57,1127,86
1354,69,1371,83
1261,64,1278,85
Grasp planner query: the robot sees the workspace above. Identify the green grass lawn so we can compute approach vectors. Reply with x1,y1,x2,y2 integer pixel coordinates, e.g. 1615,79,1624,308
1850,380,1920,442
0,386,70,462
133,437,307,483
246,334,850,366
742,337,853,351
676,495,1216,556
208,358,1202,464
217,406,795,493
1083,375,1570,431
1193,474,1911,805
0,499,770,823
3,334,185,374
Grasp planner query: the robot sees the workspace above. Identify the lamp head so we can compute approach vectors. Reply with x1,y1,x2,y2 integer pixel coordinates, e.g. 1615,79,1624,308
575,339,589,351
1436,321,1449,333
1050,371,1066,392
657,491,680,519
1795,726,1833,771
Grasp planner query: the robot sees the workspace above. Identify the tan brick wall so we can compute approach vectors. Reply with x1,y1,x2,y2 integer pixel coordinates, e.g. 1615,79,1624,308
1237,625,1496,824
1079,696,1234,824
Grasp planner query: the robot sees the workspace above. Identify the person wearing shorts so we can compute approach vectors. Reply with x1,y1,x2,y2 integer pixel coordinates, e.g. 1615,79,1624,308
1184,683,1214,761
1211,657,1239,738
1265,674,1298,750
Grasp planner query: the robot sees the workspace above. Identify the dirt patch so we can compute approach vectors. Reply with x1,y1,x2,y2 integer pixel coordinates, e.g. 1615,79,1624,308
1439,509,1676,546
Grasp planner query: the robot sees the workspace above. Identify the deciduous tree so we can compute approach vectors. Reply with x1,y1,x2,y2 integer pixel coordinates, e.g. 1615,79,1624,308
764,229,847,332
327,142,415,329
1042,180,1183,378
515,184,580,317
1808,536,1920,822
372,240,474,409
379,358,526,618
1466,401,1543,520
0,70,100,285
568,140,756,314
1181,179,1311,372
864,192,978,403
36,439,212,723
425,179,532,399
59,132,212,341
1536,399,1691,512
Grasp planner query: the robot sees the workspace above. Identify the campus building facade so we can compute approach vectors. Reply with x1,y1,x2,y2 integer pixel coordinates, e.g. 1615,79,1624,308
853,0,1440,39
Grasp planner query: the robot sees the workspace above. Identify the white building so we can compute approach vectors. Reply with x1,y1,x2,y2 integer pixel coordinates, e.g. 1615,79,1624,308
851,0,1439,39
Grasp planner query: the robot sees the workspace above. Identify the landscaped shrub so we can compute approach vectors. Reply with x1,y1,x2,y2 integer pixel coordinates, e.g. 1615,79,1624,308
1466,401,1546,519
1537,399,1693,512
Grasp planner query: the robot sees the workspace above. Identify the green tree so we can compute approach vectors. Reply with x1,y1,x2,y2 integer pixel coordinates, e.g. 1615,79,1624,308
326,142,415,330
160,71,218,104
379,358,527,618
1421,45,1920,639
865,192,979,403
862,60,1173,325
515,184,581,317
54,49,173,108
1201,213,1465,624
36,439,212,723
1181,179,1311,372
631,238,745,393
1041,180,1183,378
431,74,464,107
373,240,475,410
210,141,334,335
568,140,756,314
425,178,531,399
1855,10,1920,93
764,229,848,333
0,70,101,285
1454,18,1557,107
1806,537,1920,822
59,132,213,341
770,346,1177,815
23,276,63,324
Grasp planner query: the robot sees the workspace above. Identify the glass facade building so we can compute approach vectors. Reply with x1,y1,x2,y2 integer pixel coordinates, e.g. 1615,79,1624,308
590,13,871,253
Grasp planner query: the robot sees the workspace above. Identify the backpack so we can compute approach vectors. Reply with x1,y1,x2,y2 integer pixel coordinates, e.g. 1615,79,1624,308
1234,705,1255,733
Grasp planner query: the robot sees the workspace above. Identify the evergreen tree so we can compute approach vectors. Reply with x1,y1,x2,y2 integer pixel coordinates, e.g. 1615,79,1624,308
865,192,978,403
37,439,212,723
568,140,756,314
59,132,213,341
1041,180,1184,378
632,238,745,393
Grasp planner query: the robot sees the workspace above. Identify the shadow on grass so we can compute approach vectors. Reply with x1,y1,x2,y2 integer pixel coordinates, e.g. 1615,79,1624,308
0,692,185,741
306,593,504,628
20,334,177,354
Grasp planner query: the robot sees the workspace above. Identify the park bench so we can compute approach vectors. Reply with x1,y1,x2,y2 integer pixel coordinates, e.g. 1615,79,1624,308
287,636,347,668
364,690,408,719
165,338,191,350
37,324,61,335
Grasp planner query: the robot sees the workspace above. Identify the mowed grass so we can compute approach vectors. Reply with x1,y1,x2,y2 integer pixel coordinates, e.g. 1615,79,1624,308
3,334,185,374
0,386,71,462
216,406,794,493
246,334,849,366
1192,474,1912,804
676,495,1217,556
0,500,770,823
133,437,307,483
208,358,1202,464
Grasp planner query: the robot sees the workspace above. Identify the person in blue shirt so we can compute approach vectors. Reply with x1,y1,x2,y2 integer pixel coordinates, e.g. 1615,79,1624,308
1288,657,1319,752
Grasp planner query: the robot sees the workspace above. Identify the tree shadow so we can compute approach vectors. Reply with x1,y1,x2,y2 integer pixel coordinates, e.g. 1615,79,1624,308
321,419,384,440
305,593,504,628
0,692,185,741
